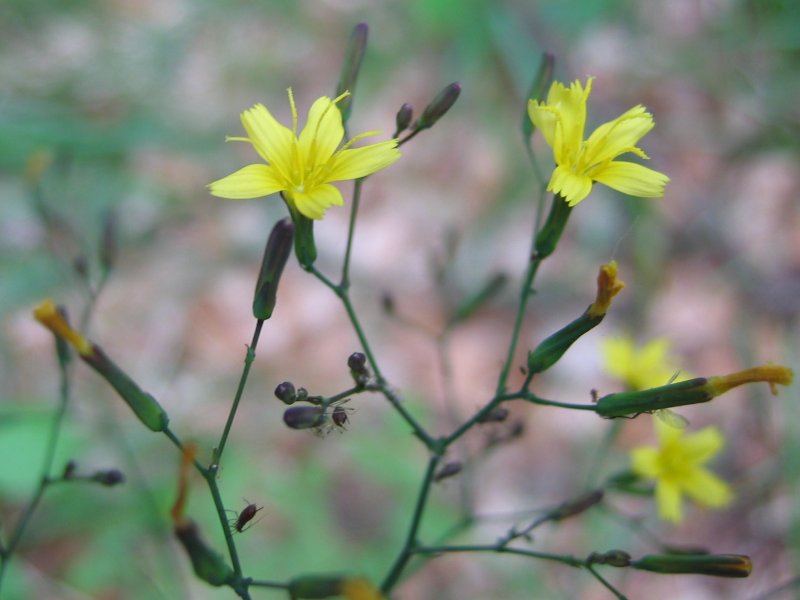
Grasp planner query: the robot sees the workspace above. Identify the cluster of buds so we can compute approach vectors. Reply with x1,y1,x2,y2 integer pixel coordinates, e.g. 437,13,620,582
61,460,125,487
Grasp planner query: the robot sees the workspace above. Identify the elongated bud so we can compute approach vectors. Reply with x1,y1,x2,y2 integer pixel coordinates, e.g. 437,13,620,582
478,407,509,423
171,443,198,527
283,405,326,430
395,103,413,136
528,262,623,373
631,553,752,578
90,468,125,486
416,83,461,131
335,23,368,123
100,210,118,275
434,461,462,482
34,300,93,357
522,52,555,141
175,519,235,587
595,377,712,418
596,364,794,419
253,218,294,320
550,490,604,521
534,193,573,258
450,273,508,324
82,347,170,432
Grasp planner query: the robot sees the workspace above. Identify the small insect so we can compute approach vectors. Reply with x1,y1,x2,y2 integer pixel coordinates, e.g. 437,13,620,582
652,371,689,429
229,500,263,533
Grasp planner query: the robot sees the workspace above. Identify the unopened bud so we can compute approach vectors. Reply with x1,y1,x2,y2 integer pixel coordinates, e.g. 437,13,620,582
275,381,297,404
478,407,509,423
253,218,294,320
174,519,235,587
100,210,118,274
347,352,369,386
283,406,326,430
335,23,368,123
434,461,463,482
631,553,752,578
522,52,555,140
588,550,631,568
416,83,461,131
90,468,125,486
551,490,604,521
394,103,413,136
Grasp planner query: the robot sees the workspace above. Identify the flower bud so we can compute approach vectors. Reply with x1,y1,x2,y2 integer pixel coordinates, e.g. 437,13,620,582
335,23,368,124
631,553,752,578
588,550,631,567
550,490,604,521
90,468,125,486
416,83,461,131
394,103,413,136
275,381,297,404
100,210,118,275
253,218,294,320
434,461,462,482
595,378,712,419
174,519,235,587
477,407,509,423
292,211,317,268
34,300,93,357
283,406,326,430
703,365,793,398
534,193,573,259
82,347,170,432
347,352,369,386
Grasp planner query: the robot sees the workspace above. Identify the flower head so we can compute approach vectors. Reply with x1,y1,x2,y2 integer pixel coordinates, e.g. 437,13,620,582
602,336,687,391
209,89,401,219
631,419,732,523
528,78,669,206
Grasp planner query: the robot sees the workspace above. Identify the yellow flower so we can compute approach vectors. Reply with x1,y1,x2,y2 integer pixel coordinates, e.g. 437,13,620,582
602,336,687,391
527,78,669,206
340,577,386,600
208,89,401,220
631,418,732,523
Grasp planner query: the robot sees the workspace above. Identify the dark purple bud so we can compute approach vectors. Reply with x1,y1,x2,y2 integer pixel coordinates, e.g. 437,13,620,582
394,103,413,136
416,83,461,130
434,461,463,482
274,381,297,404
90,469,125,486
283,406,326,430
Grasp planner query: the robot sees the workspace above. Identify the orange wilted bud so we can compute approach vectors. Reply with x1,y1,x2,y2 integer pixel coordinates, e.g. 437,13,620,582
171,442,198,527
588,260,625,317
703,365,794,398
33,299,93,357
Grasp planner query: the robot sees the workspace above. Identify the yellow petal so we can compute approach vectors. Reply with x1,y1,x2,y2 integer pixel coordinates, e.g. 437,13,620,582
631,447,661,479
208,164,284,199
293,183,344,220
548,165,593,206
298,96,344,166
592,161,669,198
681,468,733,508
329,141,401,181
655,480,684,523
678,426,725,463
550,78,591,160
527,102,558,147
240,104,295,179
583,105,654,166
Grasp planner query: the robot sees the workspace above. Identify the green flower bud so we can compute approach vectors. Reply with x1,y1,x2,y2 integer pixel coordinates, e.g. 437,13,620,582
288,574,343,599
394,103,413,136
174,520,235,587
631,553,752,578
83,347,170,432
534,193,573,259
416,83,461,131
291,210,317,268
528,310,603,374
594,378,712,419
253,218,294,320
335,23,368,124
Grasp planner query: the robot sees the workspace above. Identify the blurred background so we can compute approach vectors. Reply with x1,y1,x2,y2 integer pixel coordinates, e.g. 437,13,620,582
1,0,799,598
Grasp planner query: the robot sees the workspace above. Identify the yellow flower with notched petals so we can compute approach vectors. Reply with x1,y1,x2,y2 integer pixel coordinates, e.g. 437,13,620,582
209,89,401,220
631,418,732,523
528,78,669,206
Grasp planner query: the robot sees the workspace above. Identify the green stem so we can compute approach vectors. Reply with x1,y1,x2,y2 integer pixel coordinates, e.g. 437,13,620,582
307,266,435,449
214,319,264,466
413,544,584,568
203,470,243,577
585,564,628,600
0,340,72,593
381,455,441,593
340,178,364,288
